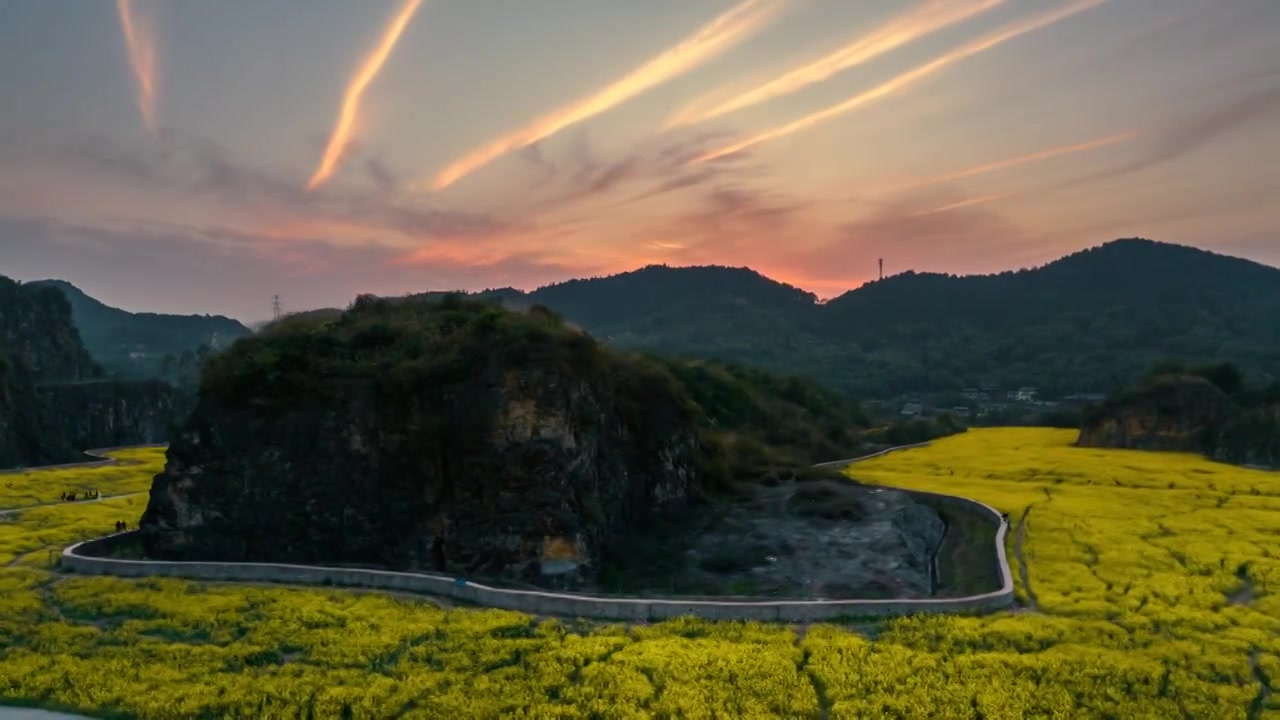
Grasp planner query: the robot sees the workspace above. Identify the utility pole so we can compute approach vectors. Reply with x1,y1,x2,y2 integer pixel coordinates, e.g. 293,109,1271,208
878,258,884,281
272,295,282,320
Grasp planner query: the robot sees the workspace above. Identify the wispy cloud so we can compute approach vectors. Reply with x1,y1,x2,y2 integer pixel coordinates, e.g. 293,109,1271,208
880,131,1135,193
1057,83,1280,188
62,131,514,245
307,0,425,191
115,0,159,134
666,0,1004,128
910,191,1015,216
693,0,1110,163
426,0,787,191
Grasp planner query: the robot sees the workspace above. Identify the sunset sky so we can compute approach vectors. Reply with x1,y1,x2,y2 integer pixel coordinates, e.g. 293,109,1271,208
1,0,1277,322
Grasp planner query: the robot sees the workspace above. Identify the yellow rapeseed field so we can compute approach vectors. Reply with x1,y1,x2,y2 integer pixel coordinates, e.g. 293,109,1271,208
0,447,166,509
1,429,1279,718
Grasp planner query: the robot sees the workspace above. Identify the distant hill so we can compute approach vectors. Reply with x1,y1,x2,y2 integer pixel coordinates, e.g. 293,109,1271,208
397,239,1280,398
818,239,1280,396
193,238,1280,399
27,279,251,383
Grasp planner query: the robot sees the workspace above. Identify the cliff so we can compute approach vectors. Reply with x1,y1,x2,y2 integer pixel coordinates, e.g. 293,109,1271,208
1077,371,1280,469
37,380,191,450
1076,375,1234,452
1209,403,1280,469
0,275,189,468
26,278,251,383
140,296,702,588
0,277,98,382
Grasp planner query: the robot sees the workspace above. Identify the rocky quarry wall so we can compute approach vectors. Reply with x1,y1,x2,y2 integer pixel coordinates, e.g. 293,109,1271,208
64,445,1015,621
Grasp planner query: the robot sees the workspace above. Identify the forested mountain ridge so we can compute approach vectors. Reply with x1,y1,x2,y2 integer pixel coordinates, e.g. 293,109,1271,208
27,279,251,384
813,239,1280,395
408,238,1278,398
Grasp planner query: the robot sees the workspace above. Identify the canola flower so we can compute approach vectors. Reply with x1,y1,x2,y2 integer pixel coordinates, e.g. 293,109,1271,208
0,447,166,509
0,429,1278,718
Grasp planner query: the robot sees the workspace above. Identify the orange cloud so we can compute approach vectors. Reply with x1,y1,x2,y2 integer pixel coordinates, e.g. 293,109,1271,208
115,0,159,134
427,0,786,191
692,0,1110,163
667,0,1004,128
307,0,424,191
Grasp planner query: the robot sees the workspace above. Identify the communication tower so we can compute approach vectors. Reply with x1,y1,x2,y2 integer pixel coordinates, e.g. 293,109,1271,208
272,295,282,320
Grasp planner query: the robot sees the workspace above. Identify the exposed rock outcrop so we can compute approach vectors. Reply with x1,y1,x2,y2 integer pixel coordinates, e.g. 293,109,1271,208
0,278,97,382
140,297,702,589
1210,404,1280,469
0,275,189,467
1077,376,1234,452
38,380,190,450
1078,373,1280,469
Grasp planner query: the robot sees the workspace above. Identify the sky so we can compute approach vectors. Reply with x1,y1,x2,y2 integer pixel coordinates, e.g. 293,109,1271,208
0,0,1277,322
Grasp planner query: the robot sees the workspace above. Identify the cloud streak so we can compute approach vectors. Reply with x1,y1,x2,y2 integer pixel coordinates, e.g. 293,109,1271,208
667,0,1004,128
115,0,159,134
693,0,1110,163
882,131,1135,192
1059,84,1280,188
307,0,424,191
427,0,786,191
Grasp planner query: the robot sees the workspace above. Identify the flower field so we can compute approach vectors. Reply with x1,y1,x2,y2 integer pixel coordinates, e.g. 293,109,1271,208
2,429,1280,718
0,447,166,510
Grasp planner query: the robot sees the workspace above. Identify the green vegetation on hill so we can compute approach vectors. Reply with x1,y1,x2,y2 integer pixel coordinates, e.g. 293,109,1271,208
28,279,250,386
402,239,1278,399
204,295,880,488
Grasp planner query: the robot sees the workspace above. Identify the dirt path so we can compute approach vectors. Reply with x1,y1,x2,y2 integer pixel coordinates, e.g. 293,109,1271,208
1013,505,1040,611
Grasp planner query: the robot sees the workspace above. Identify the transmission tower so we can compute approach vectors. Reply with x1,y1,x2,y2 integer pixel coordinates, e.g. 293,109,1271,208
271,295,282,320
878,258,884,280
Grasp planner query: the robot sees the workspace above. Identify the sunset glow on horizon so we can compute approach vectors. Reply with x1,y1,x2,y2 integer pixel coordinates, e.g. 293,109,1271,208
1,0,1276,320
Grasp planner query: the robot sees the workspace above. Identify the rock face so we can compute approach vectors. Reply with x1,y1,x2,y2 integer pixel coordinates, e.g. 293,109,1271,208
0,275,189,468
1078,374,1279,469
1077,376,1234,452
0,278,97,382
38,380,190,449
140,297,701,589
1210,404,1280,469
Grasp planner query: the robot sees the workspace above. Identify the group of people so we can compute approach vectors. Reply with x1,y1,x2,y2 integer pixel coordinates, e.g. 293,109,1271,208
113,520,129,532
59,489,100,502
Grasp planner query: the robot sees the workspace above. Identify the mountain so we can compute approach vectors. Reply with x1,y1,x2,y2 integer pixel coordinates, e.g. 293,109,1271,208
26,279,252,383
0,275,189,467
403,239,1276,399
818,239,1280,396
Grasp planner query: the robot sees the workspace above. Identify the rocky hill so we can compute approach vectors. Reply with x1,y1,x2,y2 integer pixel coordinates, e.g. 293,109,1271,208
400,239,1280,398
138,296,951,595
1078,364,1280,469
27,279,251,384
0,275,189,467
